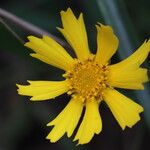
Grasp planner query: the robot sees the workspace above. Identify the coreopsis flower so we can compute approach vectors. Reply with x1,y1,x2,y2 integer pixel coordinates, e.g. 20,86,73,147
17,8,150,144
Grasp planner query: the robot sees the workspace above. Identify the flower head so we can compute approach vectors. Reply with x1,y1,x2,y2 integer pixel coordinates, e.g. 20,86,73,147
17,8,150,144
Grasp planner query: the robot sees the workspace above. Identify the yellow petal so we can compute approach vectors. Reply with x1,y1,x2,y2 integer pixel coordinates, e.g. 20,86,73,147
58,8,90,61
74,99,102,145
16,80,69,101
46,97,83,142
108,67,148,89
103,89,143,129
95,23,119,65
25,35,74,71
110,40,150,70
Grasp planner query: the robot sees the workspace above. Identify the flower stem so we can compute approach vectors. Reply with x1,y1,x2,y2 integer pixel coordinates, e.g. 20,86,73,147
0,7,67,47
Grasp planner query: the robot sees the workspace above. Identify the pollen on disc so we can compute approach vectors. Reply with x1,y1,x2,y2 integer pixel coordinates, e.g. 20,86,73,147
64,55,109,102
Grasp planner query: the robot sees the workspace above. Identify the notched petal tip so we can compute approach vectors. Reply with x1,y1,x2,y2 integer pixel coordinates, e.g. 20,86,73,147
95,22,119,65
27,80,33,84
16,83,24,89
104,89,144,130
16,84,22,93
121,126,126,130
56,27,63,32
59,7,90,61
47,121,54,127
145,38,150,44
29,53,36,57
26,35,37,41
96,22,114,32
46,97,83,143
78,12,83,19
109,66,149,90
46,134,56,143
138,84,145,90
24,42,30,47
24,36,41,47
16,83,29,94
16,80,69,101
30,97,39,101
60,7,72,16
97,22,107,28
73,100,102,145
113,39,150,69
16,83,20,88
24,32,74,71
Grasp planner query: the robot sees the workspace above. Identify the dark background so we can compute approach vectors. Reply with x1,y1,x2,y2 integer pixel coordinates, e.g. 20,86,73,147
0,0,150,150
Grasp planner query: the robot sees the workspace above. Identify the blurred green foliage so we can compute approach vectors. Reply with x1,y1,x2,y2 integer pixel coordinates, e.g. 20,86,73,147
0,0,149,150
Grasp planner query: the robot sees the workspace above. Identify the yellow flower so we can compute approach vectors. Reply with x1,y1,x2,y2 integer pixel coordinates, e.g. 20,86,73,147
17,8,150,144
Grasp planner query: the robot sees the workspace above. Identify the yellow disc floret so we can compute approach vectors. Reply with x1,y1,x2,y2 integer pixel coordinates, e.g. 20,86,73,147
64,55,109,103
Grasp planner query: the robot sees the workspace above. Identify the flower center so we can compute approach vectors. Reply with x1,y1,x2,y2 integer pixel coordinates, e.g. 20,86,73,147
64,56,109,103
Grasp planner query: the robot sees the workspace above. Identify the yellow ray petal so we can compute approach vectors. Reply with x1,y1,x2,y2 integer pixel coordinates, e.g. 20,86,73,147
25,35,74,71
95,23,119,65
16,80,69,101
110,40,150,70
30,53,67,70
108,67,149,90
103,89,143,129
58,8,90,61
46,97,83,142
74,99,102,145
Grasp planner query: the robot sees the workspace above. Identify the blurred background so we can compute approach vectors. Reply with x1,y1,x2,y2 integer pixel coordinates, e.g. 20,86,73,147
0,0,150,150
